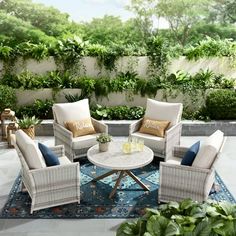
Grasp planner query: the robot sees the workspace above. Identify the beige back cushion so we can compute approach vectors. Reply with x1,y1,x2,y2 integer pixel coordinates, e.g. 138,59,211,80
145,99,183,127
139,117,170,137
53,99,91,127
192,130,224,169
65,118,96,137
16,130,46,169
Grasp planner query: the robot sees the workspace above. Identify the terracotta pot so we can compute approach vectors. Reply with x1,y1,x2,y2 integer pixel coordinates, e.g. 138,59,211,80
21,126,35,139
99,142,109,152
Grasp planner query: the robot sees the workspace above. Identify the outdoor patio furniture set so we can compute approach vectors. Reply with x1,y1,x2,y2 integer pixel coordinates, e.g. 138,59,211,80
14,98,225,213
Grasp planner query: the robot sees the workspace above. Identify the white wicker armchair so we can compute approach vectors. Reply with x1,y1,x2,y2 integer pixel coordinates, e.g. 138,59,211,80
52,99,108,161
129,99,183,161
14,130,80,214
158,132,225,203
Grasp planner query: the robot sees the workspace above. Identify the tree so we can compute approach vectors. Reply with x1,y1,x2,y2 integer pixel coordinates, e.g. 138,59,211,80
156,0,213,46
0,11,56,45
126,0,155,46
208,0,236,24
0,0,83,38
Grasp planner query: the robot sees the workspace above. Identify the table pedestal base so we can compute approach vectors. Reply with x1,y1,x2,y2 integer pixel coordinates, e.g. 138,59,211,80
93,170,150,199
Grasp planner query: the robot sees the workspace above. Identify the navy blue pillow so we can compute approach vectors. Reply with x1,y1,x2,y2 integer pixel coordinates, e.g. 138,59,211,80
181,141,200,166
38,143,60,166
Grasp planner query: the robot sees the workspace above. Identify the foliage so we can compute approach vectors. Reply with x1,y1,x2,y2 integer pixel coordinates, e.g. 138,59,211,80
0,85,17,112
117,199,236,236
16,99,54,119
146,36,171,77
184,37,236,65
17,115,41,129
205,90,236,120
96,133,112,143
91,104,145,120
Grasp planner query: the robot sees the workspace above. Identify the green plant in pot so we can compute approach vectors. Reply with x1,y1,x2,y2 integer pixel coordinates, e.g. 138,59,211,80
96,133,112,152
17,116,41,139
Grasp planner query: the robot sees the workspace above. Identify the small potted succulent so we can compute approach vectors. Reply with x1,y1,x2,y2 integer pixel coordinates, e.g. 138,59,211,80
96,133,112,152
17,115,41,139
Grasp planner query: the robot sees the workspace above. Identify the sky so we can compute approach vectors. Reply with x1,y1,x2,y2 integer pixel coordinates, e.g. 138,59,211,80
32,0,169,28
33,0,134,22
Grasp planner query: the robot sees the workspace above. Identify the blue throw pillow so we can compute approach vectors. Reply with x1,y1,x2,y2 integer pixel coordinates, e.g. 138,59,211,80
181,141,200,166
38,143,60,167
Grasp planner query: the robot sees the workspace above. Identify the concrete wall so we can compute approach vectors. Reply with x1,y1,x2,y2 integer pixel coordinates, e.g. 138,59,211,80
0,56,235,79
16,88,205,111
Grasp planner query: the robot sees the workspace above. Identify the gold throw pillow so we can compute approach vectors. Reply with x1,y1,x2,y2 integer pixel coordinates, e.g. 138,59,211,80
64,118,96,137
139,117,170,137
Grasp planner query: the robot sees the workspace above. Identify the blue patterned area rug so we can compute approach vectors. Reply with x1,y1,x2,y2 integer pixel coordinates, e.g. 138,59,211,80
0,159,235,219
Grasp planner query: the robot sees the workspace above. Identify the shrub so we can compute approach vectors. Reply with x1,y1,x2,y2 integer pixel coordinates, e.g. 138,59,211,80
117,199,236,236
205,89,236,120
0,85,17,112
16,99,54,119
91,104,145,120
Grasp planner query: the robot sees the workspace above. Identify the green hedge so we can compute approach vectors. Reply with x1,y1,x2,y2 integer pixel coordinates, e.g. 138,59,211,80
0,85,17,112
205,89,236,120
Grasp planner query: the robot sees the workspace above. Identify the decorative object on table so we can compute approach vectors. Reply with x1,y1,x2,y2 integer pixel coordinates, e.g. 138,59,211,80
122,136,144,154
129,99,183,161
1,108,17,141
0,158,235,219
96,132,112,152
52,99,108,161
17,115,41,139
7,122,19,147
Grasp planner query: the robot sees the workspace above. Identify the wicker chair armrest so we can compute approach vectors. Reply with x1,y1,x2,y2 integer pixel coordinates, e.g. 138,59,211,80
129,118,143,135
165,122,182,161
49,145,65,157
159,162,214,202
91,118,108,133
53,122,73,139
160,162,212,179
29,163,80,192
172,146,189,158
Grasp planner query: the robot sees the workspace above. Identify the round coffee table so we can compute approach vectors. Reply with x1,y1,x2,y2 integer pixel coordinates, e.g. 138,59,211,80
87,141,154,198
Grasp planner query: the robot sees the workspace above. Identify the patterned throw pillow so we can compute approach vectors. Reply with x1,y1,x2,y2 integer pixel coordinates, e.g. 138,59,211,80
64,118,96,137
139,117,170,137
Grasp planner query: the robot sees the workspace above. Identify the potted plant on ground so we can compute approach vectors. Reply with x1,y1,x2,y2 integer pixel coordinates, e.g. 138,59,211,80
96,133,112,152
17,115,41,139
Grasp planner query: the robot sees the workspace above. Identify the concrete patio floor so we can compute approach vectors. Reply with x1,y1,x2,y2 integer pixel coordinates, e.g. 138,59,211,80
0,136,235,236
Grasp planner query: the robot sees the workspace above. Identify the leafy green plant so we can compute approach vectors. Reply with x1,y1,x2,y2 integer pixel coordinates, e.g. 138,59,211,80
0,85,17,112
96,133,112,143
91,104,145,120
184,37,236,66
17,115,41,129
65,93,81,102
16,99,54,119
205,89,236,120
117,199,236,236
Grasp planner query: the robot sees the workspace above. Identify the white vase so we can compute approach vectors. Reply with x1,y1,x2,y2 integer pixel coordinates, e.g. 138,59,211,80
99,142,109,152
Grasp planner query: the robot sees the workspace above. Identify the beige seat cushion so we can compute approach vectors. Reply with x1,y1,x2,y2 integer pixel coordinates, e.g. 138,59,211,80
145,99,183,127
192,130,224,169
131,132,165,153
72,133,98,149
58,156,71,165
15,130,46,169
53,99,91,127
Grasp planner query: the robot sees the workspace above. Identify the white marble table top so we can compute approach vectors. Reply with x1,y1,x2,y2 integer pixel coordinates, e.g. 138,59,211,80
87,141,154,170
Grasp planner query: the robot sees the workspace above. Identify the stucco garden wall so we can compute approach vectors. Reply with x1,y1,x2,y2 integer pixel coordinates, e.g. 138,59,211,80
0,56,235,78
